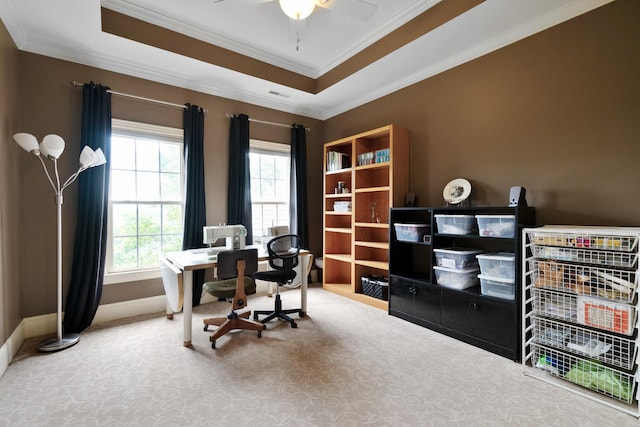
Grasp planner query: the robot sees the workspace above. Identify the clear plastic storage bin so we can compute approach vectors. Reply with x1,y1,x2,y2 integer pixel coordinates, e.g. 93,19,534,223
434,248,482,269
476,252,516,280
478,274,515,300
394,223,430,242
475,215,516,238
434,266,479,289
434,214,476,235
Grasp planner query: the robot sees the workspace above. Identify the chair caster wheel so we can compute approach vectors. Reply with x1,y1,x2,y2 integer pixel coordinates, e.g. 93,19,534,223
211,341,216,349
204,325,209,331
291,322,297,328
257,330,262,338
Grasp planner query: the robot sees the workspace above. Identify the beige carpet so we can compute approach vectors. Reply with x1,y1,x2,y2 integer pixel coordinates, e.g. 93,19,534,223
0,286,637,426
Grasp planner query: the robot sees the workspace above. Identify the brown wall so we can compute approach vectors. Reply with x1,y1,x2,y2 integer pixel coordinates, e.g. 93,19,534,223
2,0,639,339
324,0,640,227
16,54,323,315
0,19,22,344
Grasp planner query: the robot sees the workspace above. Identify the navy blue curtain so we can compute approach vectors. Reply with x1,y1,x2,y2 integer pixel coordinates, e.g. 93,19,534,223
227,114,253,244
182,104,207,306
289,124,308,248
64,83,111,333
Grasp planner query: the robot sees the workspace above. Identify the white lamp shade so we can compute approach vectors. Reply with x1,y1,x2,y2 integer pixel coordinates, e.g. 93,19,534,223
79,146,98,168
92,148,107,167
279,0,315,20
40,134,66,159
13,133,40,154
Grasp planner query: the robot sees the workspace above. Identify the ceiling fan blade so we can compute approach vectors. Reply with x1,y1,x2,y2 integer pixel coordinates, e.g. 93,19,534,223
316,0,378,22
213,0,274,12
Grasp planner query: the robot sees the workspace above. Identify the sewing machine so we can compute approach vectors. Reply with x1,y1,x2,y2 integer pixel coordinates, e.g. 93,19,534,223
203,225,246,258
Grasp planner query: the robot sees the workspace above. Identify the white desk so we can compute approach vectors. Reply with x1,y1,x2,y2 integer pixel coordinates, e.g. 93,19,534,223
161,245,310,347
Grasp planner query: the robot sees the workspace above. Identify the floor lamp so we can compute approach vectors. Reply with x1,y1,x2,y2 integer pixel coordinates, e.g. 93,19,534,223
14,133,107,352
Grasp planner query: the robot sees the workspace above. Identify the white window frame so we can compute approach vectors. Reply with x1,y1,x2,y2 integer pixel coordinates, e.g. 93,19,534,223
250,139,291,246
104,119,184,285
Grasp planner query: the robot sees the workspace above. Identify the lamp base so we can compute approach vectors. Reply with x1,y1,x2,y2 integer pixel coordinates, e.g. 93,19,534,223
37,333,81,352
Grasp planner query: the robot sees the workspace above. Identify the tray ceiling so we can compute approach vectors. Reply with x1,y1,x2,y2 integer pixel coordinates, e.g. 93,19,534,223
0,0,612,119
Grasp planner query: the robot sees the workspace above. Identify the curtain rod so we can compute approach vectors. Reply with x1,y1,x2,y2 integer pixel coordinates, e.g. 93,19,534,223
70,81,208,114
225,113,310,132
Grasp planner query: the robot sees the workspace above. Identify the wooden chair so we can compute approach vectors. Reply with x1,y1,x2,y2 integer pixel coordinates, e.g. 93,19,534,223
202,248,265,349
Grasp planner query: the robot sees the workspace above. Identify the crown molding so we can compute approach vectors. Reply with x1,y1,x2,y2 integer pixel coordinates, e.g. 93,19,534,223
315,0,440,77
101,0,318,77
19,36,325,118
316,0,615,120
5,0,614,121
101,0,438,79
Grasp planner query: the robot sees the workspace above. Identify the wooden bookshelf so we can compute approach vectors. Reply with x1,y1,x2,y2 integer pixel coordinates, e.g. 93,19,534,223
322,124,409,309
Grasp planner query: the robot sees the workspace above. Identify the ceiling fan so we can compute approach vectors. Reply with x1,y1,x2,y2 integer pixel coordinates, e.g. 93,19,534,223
213,0,378,23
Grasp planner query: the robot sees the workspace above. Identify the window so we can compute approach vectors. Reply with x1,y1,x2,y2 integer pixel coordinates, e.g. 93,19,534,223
105,119,184,284
250,140,290,246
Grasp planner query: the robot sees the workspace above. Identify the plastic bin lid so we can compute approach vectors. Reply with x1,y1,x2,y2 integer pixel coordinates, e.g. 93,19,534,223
433,266,479,273
475,214,515,219
477,273,515,284
434,214,475,218
394,223,429,227
434,247,483,255
476,252,515,260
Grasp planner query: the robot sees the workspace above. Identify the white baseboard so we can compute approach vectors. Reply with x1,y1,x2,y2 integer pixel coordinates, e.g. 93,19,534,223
0,320,26,379
1,294,170,379
1,278,292,378
20,295,170,340
92,295,167,325
23,313,56,339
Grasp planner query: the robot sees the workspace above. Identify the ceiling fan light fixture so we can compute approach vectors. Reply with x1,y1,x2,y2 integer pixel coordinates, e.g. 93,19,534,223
279,0,316,20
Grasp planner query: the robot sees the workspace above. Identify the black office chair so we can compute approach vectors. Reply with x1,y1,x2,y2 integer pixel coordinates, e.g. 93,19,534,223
253,234,303,328
202,248,266,349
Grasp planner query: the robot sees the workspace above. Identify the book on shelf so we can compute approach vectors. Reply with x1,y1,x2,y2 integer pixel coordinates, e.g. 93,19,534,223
327,151,351,171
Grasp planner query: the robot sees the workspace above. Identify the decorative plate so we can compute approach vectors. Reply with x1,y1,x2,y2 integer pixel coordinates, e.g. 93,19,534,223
443,178,471,204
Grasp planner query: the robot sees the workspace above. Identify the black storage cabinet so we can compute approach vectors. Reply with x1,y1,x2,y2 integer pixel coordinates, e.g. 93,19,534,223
389,206,535,361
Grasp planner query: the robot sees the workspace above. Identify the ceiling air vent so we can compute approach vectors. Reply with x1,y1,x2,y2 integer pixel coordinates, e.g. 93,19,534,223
268,90,290,98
